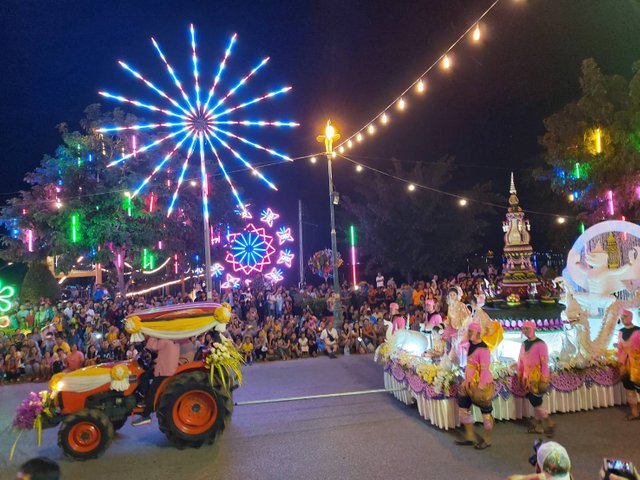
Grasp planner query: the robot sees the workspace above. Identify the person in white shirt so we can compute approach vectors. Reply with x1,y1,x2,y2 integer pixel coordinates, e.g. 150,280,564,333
376,272,384,289
320,320,339,359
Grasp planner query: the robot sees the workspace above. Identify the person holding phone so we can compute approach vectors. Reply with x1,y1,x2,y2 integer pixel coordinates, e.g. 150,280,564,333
617,309,640,421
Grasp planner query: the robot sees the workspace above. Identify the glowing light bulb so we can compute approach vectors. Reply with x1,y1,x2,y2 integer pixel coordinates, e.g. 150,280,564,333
190,180,197,187
442,55,451,69
339,146,345,153
347,140,353,148
417,79,425,93
408,184,416,192
368,124,375,135
398,98,406,110
557,217,566,224
459,198,467,206
325,123,335,139
381,113,389,125
356,165,363,172
472,24,481,42
356,133,363,142
331,151,336,158
568,193,575,202
310,156,317,164
252,169,258,176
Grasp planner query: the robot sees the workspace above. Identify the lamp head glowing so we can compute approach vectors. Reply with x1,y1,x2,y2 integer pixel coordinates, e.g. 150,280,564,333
325,121,335,139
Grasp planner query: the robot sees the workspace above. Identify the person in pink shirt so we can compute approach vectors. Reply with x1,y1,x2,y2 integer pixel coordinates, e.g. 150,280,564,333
456,322,494,450
518,320,554,436
616,309,640,420
390,303,405,333
423,299,442,330
133,336,180,426
65,344,85,372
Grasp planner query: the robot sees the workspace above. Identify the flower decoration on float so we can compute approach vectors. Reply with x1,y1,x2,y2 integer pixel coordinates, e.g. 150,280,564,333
10,390,54,460
203,336,244,390
110,364,131,391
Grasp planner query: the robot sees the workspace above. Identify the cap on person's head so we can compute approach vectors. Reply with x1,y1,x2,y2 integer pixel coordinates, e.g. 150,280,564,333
536,441,571,480
425,299,435,308
621,309,633,321
522,320,536,331
17,456,60,480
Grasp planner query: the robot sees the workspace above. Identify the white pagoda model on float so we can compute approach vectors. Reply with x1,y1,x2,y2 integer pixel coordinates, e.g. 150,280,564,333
500,173,538,297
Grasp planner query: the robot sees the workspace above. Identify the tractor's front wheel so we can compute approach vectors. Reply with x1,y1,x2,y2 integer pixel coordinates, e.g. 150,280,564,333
58,409,114,461
157,371,230,448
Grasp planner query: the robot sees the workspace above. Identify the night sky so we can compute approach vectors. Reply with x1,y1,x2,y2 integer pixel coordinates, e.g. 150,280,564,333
2,0,640,272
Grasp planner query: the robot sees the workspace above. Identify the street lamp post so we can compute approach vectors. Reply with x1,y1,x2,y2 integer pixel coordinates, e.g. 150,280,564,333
317,120,342,326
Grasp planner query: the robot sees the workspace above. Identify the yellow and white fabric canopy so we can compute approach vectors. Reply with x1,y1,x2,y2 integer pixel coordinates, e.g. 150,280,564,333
125,302,230,343
50,363,131,393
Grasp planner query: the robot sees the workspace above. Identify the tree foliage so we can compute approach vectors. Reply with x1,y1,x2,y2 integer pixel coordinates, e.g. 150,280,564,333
341,157,498,281
21,261,60,303
0,104,238,295
539,58,640,223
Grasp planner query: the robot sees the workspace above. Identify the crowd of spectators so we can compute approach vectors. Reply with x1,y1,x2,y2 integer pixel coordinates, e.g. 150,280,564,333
0,266,563,384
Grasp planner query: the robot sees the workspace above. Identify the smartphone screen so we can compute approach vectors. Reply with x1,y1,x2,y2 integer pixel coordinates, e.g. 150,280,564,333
605,458,634,475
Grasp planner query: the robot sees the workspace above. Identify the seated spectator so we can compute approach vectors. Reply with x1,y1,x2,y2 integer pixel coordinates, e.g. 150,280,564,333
241,336,254,364
24,345,42,381
65,344,85,371
298,332,309,358
52,352,64,374
84,344,98,366
320,320,338,359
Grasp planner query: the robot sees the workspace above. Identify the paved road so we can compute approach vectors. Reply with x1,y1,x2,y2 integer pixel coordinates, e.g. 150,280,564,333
1,355,638,479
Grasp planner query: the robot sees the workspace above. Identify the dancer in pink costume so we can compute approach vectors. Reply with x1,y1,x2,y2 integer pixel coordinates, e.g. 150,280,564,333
617,309,640,421
518,320,555,436
455,322,494,450
390,302,405,333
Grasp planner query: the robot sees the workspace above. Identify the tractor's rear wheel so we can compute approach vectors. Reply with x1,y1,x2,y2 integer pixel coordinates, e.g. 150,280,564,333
157,371,231,448
58,409,114,461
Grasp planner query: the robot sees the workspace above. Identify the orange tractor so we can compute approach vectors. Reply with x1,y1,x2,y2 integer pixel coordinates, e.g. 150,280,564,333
41,302,237,460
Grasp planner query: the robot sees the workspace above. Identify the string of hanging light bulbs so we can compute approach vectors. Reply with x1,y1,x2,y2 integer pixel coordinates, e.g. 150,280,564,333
333,0,505,154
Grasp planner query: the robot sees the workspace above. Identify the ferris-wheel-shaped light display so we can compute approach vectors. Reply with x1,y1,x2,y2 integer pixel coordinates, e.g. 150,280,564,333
97,24,299,217
225,223,275,275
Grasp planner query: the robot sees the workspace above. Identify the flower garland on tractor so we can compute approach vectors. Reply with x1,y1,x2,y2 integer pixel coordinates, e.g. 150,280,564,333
10,391,54,460
203,336,245,390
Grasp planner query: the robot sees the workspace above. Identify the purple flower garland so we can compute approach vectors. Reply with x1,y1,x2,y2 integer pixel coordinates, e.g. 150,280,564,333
384,360,621,401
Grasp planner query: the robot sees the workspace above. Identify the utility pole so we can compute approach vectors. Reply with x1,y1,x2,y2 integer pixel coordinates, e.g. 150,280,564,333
316,120,342,326
298,199,305,286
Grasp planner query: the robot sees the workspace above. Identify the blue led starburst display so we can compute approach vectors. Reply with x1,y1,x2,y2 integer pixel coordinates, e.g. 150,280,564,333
97,24,299,219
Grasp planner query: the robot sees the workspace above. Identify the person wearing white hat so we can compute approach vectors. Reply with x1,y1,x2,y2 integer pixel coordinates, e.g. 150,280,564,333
507,441,572,480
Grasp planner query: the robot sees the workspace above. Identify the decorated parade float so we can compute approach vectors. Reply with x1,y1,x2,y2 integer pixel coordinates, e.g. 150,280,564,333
377,203,640,430
9,303,243,460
